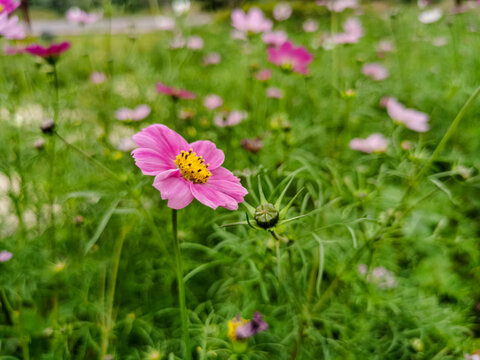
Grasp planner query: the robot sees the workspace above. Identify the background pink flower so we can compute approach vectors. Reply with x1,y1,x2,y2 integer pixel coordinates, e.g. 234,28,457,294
386,98,430,132
187,36,204,50
331,17,363,44
349,133,388,153
203,52,221,65
0,250,12,262
262,31,288,47
116,105,151,121
156,82,196,100
266,87,284,99
131,124,248,210
214,110,247,127
0,13,25,39
231,7,272,34
267,41,313,75
255,69,272,81
66,7,101,25
203,94,223,110
362,63,389,80
303,19,319,32
273,2,292,21
156,16,175,31
90,72,106,84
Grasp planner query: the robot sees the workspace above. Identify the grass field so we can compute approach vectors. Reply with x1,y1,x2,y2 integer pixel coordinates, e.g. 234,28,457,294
1,1,480,359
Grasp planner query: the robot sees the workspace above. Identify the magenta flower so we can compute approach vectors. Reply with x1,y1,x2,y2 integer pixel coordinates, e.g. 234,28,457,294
66,7,101,25
156,82,196,100
303,19,319,32
203,94,223,110
349,133,388,154
262,31,288,47
255,69,272,82
267,41,313,75
266,86,284,99
90,71,106,84
273,2,292,21
25,42,71,62
231,7,272,34
214,110,247,127
362,63,389,81
131,124,248,210
385,98,429,133
0,13,25,39
0,250,12,262
203,52,221,66
115,105,151,122
236,312,268,339
187,35,203,50
0,0,20,15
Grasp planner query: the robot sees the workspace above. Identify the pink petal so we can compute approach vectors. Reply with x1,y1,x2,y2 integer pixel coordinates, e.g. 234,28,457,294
133,124,189,161
189,183,239,210
153,173,194,209
189,140,225,170
131,148,174,175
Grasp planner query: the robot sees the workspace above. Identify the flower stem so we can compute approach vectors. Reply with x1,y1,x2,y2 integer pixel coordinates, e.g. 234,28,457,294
172,209,191,360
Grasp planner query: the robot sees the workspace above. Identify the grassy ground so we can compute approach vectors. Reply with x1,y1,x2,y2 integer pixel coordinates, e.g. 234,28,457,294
1,2,480,359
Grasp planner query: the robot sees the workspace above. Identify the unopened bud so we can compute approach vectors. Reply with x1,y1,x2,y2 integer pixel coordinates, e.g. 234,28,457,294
41,119,55,134
254,203,279,229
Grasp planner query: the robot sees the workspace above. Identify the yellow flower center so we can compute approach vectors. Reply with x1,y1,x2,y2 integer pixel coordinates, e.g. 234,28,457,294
228,316,248,341
175,149,211,184
281,62,293,71
0,5,4,12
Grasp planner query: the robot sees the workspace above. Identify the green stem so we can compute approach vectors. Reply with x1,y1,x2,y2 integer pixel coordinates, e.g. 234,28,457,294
172,209,191,360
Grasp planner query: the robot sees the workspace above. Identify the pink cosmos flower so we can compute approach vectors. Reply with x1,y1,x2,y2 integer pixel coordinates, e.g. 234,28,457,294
3,43,23,55
255,69,272,81
170,34,186,49
362,63,389,81
267,41,313,75
231,7,272,34
214,110,247,127
273,2,292,21
116,137,137,152
419,8,443,24
25,42,71,61
385,98,430,132
0,0,20,15
203,94,223,110
332,17,363,44
0,250,12,262
0,13,25,39
131,124,248,210
66,7,101,25
156,16,175,31
187,36,203,50
156,82,196,100
262,30,288,47
349,133,388,153
266,87,284,99
376,39,394,58
203,52,221,65
90,72,106,84
303,19,319,32
115,105,151,122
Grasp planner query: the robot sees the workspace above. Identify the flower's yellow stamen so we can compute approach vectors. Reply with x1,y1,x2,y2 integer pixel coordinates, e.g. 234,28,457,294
227,316,248,341
0,5,4,12
175,148,211,184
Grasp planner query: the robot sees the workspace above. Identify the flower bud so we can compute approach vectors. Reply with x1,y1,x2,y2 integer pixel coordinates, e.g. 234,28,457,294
41,119,55,134
254,203,279,229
